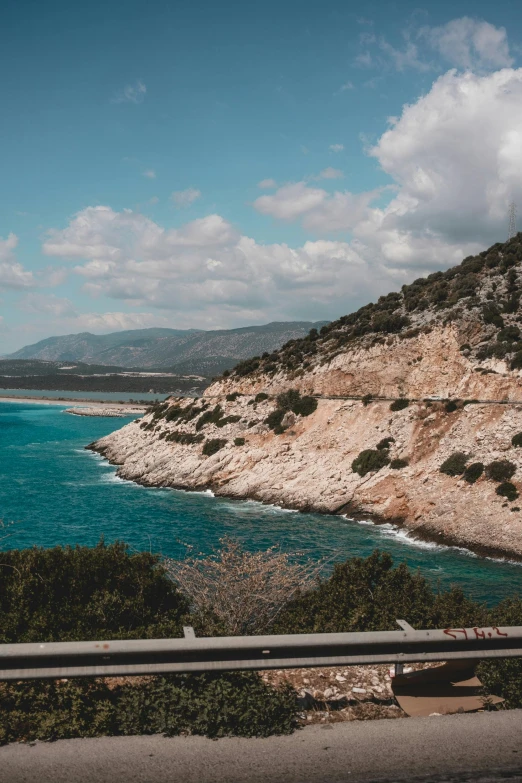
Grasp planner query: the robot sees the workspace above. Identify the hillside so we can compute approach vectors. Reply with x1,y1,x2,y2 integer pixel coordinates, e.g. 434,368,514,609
8,322,328,376
92,235,522,559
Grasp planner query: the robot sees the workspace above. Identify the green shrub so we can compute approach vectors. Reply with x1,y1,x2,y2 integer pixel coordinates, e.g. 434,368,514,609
498,326,521,342
440,452,468,476
254,393,269,403
0,673,297,745
216,415,241,428
276,389,317,417
376,437,395,450
390,458,409,469
496,482,519,501
234,437,245,447
273,424,286,435
352,449,390,477
390,398,409,412
361,393,373,406
166,432,204,445
445,400,458,413
202,439,227,457
485,460,516,482
463,462,484,484
226,392,241,402
0,542,188,644
265,409,285,430
512,433,522,448
196,405,224,431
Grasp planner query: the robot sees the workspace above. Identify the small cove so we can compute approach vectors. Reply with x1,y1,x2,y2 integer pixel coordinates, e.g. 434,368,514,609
1,400,521,605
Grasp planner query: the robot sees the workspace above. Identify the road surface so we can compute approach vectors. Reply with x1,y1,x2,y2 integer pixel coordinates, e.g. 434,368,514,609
2,710,522,783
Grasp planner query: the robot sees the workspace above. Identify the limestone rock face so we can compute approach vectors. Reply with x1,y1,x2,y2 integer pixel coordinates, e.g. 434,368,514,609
93,324,522,559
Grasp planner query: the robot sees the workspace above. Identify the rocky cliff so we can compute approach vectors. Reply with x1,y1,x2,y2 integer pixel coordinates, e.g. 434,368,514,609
92,236,522,559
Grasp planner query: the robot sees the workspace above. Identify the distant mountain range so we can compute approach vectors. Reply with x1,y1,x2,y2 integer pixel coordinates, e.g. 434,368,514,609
7,322,328,376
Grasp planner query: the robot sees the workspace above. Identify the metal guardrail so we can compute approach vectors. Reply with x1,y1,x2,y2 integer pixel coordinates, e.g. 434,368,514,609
1,623,521,680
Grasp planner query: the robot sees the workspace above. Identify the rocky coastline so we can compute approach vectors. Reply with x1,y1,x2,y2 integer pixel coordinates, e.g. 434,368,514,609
89,325,522,561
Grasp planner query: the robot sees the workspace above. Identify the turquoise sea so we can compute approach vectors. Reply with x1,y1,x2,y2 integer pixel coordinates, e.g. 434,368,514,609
1,400,521,605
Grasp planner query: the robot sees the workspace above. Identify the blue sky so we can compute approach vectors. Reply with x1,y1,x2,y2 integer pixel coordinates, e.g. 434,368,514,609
2,0,522,352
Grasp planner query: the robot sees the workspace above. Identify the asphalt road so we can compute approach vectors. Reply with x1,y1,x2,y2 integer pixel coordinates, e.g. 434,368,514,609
2,711,522,783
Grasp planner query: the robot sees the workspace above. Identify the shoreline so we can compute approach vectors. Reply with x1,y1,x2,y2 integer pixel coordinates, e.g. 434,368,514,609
0,394,150,409
88,441,522,564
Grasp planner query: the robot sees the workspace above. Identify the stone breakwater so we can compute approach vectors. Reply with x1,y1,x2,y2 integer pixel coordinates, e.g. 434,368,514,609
91,325,522,560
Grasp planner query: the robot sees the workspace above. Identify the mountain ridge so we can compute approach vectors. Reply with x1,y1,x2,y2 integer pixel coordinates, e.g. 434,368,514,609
7,321,328,376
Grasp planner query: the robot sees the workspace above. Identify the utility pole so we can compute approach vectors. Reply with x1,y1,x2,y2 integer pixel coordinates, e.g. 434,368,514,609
508,201,517,240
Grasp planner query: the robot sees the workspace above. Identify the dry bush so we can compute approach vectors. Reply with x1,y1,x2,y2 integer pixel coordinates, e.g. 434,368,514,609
164,537,326,636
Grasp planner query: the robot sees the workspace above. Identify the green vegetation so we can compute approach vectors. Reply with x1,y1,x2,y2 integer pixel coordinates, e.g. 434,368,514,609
376,437,395,450
202,438,227,457
265,389,318,433
485,460,517,482
445,399,459,413
390,399,409,412
3,544,522,743
512,433,522,448
0,673,296,745
0,541,187,644
254,392,269,402
352,449,390,477
234,437,245,447
226,392,242,402
463,462,484,484
439,452,468,476
361,393,373,406
390,458,409,469
165,431,204,445
496,482,519,501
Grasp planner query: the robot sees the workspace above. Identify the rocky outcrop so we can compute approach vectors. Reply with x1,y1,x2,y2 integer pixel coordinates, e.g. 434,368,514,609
92,324,522,560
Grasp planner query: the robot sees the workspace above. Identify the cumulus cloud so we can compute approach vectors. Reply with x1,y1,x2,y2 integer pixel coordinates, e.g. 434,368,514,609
254,68,522,279
171,188,201,208
329,144,344,152
112,80,147,104
142,169,156,179
257,179,277,189
0,233,35,290
41,205,394,325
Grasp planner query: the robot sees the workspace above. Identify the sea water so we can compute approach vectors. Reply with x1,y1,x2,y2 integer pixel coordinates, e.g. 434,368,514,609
1,400,521,605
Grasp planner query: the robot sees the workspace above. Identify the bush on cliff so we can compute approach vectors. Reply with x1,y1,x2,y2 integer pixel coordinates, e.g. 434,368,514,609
511,433,522,448
376,437,395,450
276,389,317,417
390,398,409,412
352,449,390,477
390,458,409,469
463,462,484,484
486,460,516,482
202,438,227,457
496,481,519,501
439,452,468,476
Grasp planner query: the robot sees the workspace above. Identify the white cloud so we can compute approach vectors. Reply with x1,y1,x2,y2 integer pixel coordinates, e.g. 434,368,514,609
257,179,277,189
0,233,35,290
142,169,156,179
317,167,344,180
355,17,513,75
112,80,147,104
253,183,326,221
252,67,522,279
171,188,201,208
420,17,513,71
329,144,344,153
41,205,393,325
339,81,354,91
